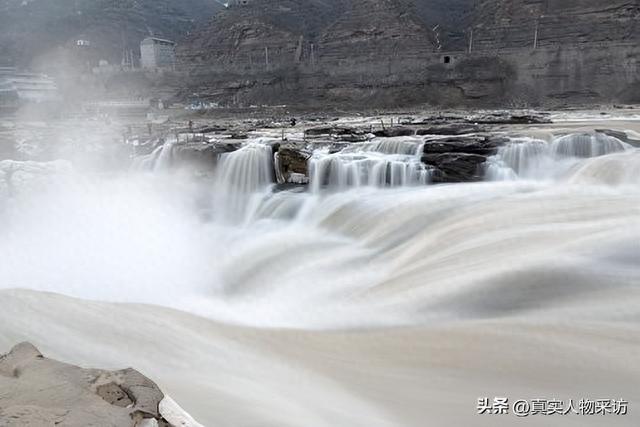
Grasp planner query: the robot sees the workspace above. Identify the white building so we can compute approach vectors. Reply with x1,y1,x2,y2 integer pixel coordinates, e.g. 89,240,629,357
140,37,176,70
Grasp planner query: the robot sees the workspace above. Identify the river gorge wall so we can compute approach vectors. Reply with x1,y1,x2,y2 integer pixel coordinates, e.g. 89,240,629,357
176,0,640,108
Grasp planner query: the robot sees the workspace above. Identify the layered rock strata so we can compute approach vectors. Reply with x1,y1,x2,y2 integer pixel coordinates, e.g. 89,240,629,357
177,0,640,107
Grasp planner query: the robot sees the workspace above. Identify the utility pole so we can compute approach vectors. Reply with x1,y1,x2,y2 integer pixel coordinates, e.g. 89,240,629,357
294,36,303,64
265,46,270,71
468,28,474,54
533,21,539,50
310,43,316,68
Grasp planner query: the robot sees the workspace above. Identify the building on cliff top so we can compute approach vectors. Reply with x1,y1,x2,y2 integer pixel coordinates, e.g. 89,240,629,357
140,37,176,70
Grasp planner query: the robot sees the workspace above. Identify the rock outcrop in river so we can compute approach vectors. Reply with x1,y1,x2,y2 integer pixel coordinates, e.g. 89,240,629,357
0,342,200,427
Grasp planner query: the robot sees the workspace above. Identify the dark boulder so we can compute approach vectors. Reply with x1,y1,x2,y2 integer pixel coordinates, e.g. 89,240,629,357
423,136,506,156
229,132,249,139
423,153,488,183
422,135,508,183
417,124,484,135
276,145,311,185
171,142,240,171
373,127,415,137
338,133,369,142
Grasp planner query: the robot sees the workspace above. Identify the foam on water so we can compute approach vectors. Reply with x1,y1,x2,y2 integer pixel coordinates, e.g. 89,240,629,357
2,127,640,426
212,141,275,223
309,137,429,192
1,149,639,327
131,138,177,172
486,132,631,181
215,142,275,194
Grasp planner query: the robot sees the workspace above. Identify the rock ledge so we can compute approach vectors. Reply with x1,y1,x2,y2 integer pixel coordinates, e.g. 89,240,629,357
0,342,201,427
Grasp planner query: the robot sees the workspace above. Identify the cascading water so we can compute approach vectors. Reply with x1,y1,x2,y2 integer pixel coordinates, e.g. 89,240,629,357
552,132,630,157
2,119,640,427
565,150,640,186
486,132,631,181
131,139,176,172
342,137,425,155
213,142,275,222
309,137,430,192
215,142,274,194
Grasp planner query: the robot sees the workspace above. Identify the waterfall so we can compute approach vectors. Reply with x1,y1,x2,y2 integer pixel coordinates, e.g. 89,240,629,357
342,137,425,155
485,137,550,180
551,132,629,158
215,143,274,193
131,140,175,172
486,133,631,181
214,142,274,222
309,137,429,192
274,152,285,184
565,150,640,186
4,116,640,427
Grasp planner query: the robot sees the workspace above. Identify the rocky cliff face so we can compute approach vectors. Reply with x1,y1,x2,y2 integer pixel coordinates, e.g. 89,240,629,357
472,0,639,50
179,0,453,73
178,0,323,73
5,0,635,108
458,0,640,104
318,0,436,66
176,0,639,107
177,0,477,106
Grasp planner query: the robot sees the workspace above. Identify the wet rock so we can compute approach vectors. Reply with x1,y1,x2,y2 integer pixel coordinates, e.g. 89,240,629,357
327,143,351,154
274,182,309,192
595,129,640,147
465,112,551,125
373,126,415,137
305,126,364,137
338,133,369,142
304,127,331,136
229,132,249,140
171,142,240,171
0,342,198,427
275,145,311,185
416,124,484,135
422,135,507,183
423,136,506,156
423,153,488,183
